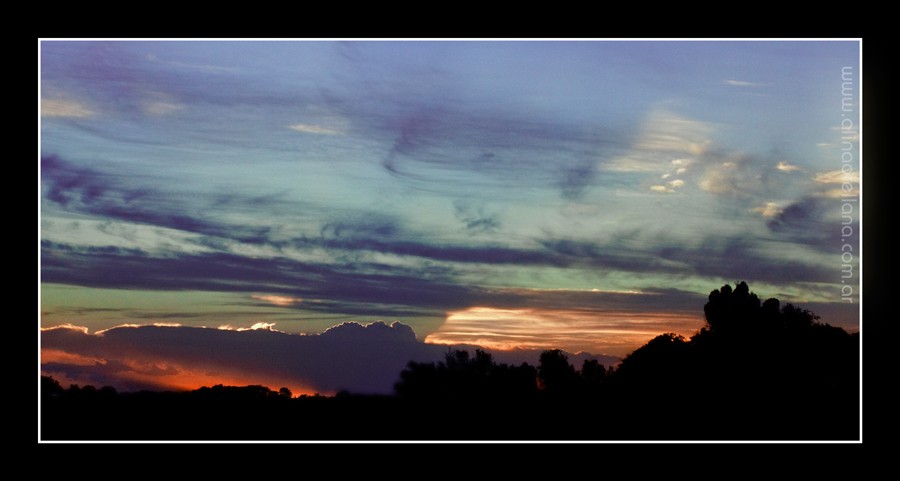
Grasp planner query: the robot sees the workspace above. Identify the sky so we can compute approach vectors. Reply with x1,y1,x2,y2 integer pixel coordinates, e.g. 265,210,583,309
39,39,861,395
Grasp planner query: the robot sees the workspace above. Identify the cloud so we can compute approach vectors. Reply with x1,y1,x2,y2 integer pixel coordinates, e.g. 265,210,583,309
288,123,342,135
43,214,836,315
40,321,435,394
140,92,183,116
538,236,832,284
41,321,620,395
602,109,805,201
650,178,685,193
41,240,469,314
698,159,759,196
42,153,837,313
776,161,803,173
723,79,769,87
41,98,95,118
453,200,501,233
41,155,276,245
813,170,860,184
145,53,237,74
605,109,713,173
365,99,618,201
765,197,843,252
559,161,597,200
750,202,783,218
424,306,703,357
251,294,302,307
816,187,859,198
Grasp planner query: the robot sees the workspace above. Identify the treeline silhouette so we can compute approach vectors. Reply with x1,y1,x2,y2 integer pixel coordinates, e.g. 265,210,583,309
41,282,859,440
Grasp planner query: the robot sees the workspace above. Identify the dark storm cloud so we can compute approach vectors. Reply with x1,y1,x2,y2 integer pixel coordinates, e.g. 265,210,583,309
41,321,620,395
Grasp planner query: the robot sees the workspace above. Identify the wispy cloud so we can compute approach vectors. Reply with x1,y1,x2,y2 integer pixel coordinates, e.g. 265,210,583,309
813,170,860,184
605,109,713,174
723,79,770,87
288,123,343,135
424,306,702,356
251,294,302,307
140,92,183,116
41,155,277,246
42,98,95,118
145,53,237,74
698,158,760,197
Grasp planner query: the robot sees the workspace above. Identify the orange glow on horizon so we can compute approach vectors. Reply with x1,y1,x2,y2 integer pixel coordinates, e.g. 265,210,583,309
119,369,322,397
424,306,704,357
40,348,321,397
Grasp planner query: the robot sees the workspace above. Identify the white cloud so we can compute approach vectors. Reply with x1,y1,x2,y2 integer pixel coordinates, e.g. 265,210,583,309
723,79,769,87
146,53,237,74
813,170,860,184
816,187,860,198
140,92,183,116
776,161,803,173
41,98,95,118
633,111,712,156
605,109,713,173
288,123,343,135
650,178,685,194
750,202,783,218
142,101,182,116
699,160,752,196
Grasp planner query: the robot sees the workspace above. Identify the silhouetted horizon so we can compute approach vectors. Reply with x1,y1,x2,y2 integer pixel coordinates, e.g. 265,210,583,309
41,281,861,441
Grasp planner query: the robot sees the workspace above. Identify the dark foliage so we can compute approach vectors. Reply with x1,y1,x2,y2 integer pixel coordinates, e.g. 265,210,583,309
41,281,859,441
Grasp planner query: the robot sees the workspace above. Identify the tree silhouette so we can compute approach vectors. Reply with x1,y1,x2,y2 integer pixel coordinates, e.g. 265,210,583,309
41,375,65,399
537,349,579,395
394,348,539,400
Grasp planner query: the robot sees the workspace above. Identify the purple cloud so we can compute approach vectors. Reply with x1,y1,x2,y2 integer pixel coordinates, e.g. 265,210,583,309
41,322,620,395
